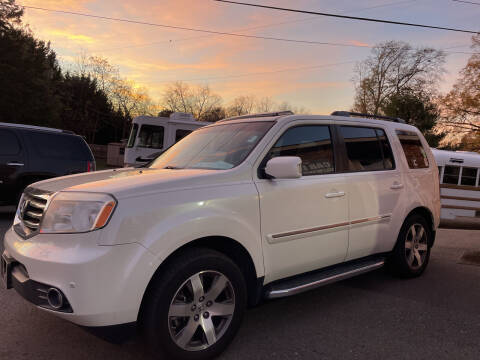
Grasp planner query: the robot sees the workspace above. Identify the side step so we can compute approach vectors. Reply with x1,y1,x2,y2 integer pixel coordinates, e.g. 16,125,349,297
264,257,385,299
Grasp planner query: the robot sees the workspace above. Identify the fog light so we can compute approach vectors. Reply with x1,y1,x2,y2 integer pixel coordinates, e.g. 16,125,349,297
47,288,64,309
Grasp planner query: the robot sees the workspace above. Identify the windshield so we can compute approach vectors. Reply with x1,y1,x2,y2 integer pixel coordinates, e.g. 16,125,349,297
149,121,274,170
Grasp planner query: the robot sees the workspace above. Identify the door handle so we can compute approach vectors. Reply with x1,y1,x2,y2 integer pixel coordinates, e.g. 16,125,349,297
390,183,404,190
6,162,24,167
325,191,345,198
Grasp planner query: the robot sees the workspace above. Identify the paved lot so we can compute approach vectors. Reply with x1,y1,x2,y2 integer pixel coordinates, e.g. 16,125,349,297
1,210,479,360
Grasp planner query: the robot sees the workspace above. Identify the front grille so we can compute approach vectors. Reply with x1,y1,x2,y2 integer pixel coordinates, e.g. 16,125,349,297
16,189,51,237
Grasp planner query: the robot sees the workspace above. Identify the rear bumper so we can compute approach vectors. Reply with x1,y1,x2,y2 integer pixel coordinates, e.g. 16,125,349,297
3,226,158,327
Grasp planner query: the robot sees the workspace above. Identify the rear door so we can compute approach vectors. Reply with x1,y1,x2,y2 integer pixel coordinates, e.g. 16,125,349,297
0,128,25,204
337,125,404,261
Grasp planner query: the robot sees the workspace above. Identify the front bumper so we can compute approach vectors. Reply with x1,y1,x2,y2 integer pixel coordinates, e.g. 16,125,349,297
2,226,158,327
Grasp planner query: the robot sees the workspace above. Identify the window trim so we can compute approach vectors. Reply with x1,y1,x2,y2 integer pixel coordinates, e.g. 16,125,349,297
257,123,337,179
335,124,396,174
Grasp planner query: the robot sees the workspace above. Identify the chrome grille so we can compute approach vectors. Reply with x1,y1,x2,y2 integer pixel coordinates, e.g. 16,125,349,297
18,189,50,236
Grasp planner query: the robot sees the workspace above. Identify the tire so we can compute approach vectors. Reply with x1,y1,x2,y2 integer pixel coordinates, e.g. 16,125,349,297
387,214,432,278
141,248,247,360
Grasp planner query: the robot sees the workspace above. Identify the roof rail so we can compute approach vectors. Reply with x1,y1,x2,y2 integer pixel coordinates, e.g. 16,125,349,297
0,122,76,134
331,111,406,124
219,111,294,122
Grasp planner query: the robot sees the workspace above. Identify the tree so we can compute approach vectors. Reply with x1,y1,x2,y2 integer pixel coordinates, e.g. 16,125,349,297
0,0,22,31
162,82,222,121
382,92,444,147
0,10,63,127
439,34,480,143
352,41,445,115
226,95,257,117
59,74,123,144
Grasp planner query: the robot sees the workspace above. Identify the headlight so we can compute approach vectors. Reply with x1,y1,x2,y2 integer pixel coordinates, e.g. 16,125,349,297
40,192,117,234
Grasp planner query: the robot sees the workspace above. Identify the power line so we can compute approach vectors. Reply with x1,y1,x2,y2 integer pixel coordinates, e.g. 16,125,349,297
21,4,479,56
96,0,419,52
452,0,480,5
19,5,372,49
214,0,480,34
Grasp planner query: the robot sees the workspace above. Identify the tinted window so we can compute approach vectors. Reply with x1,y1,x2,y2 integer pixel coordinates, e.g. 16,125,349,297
396,131,429,169
340,126,386,172
27,132,91,160
443,166,460,185
176,129,192,142
127,123,138,148
0,129,21,155
138,125,164,149
461,167,477,186
267,125,334,176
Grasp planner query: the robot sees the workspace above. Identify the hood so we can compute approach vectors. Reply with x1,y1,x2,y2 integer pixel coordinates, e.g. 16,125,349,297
31,167,227,199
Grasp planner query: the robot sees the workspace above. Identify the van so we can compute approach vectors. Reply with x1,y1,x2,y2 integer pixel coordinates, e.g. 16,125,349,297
124,112,209,167
0,122,95,206
432,148,480,227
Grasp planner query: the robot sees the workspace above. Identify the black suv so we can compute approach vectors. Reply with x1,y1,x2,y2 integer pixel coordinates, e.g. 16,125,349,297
0,123,95,206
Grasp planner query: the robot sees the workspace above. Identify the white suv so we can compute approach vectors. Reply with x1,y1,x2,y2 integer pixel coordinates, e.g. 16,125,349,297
2,111,440,359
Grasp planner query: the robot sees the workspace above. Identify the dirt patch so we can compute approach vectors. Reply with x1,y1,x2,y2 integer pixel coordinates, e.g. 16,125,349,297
459,251,480,266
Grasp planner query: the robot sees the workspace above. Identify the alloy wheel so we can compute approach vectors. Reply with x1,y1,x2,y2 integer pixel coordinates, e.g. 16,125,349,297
405,223,428,270
168,271,236,351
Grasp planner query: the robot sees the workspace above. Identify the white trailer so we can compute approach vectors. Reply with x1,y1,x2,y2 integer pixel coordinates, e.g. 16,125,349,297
124,112,209,167
432,148,480,226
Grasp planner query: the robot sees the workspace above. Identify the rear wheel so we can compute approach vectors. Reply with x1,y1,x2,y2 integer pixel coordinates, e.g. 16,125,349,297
387,214,431,278
141,248,247,360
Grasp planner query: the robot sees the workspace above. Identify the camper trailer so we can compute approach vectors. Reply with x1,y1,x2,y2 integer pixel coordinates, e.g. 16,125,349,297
432,148,480,226
124,112,209,167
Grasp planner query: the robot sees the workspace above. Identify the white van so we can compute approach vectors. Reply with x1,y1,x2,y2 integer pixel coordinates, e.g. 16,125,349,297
124,112,209,167
432,148,480,226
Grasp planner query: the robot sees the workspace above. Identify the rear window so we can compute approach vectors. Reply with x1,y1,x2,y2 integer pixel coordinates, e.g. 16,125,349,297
461,167,478,186
0,129,21,155
396,130,429,169
340,126,395,172
443,166,460,185
26,132,91,160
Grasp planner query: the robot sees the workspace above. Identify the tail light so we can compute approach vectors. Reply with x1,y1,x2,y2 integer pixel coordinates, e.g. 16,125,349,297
86,161,95,172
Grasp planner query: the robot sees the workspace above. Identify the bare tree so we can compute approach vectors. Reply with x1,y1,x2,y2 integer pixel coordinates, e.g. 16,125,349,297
162,82,222,121
255,96,276,113
226,95,257,116
352,41,446,115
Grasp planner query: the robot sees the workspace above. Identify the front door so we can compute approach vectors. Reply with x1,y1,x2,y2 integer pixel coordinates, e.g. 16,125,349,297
0,129,25,204
255,124,349,283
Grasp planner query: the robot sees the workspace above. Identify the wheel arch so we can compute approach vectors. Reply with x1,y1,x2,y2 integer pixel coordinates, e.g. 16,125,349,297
138,236,263,323
404,206,436,247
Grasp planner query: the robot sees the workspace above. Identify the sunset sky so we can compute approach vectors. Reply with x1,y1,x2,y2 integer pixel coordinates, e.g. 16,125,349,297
19,0,480,113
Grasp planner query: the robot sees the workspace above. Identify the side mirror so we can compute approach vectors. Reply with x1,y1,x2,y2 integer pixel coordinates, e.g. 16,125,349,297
265,156,302,179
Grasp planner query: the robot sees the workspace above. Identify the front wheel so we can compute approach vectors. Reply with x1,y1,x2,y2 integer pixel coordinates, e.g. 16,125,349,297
141,248,247,360
387,214,432,278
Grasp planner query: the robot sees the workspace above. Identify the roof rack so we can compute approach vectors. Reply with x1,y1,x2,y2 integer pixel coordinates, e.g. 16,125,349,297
219,111,294,122
0,122,75,134
331,111,406,124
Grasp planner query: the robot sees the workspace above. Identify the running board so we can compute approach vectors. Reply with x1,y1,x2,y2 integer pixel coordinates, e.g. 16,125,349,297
264,258,385,299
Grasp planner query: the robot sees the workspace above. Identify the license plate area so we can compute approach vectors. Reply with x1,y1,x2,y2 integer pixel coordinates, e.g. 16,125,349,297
1,252,13,289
